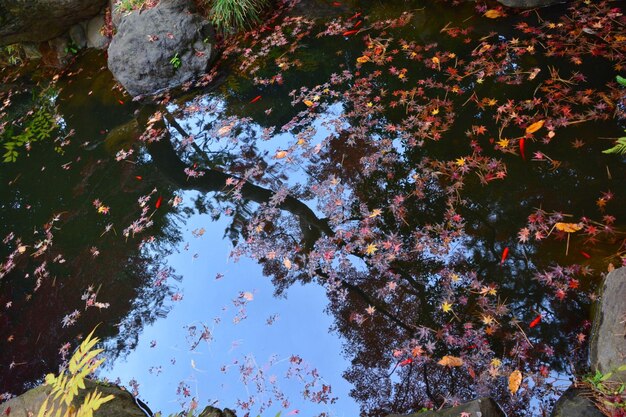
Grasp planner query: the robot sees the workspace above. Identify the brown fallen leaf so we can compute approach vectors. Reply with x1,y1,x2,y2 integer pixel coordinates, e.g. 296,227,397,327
554,222,583,233
525,120,545,135
438,355,463,367
509,369,522,394
484,9,503,18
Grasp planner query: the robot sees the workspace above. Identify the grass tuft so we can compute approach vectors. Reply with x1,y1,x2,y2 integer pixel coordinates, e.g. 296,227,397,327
208,0,270,33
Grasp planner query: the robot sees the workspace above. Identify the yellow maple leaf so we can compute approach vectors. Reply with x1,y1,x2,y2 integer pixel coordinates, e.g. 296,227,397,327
365,243,378,255
369,209,382,218
441,301,453,313
554,222,583,233
491,358,502,367
484,9,503,18
509,369,522,394
438,355,464,367
525,120,545,135
496,138,510,148
455,157,466,166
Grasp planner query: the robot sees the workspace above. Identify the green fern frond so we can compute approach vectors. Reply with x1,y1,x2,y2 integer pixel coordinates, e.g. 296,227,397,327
602,137,626,155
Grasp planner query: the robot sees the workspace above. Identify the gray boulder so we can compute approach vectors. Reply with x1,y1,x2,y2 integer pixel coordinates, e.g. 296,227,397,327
550,386,604,417
0,379,150,417
387,397,505,417
590,267,626,381
69,23,88,49
107,0,215,97
86,14,109,49
0,0,105,45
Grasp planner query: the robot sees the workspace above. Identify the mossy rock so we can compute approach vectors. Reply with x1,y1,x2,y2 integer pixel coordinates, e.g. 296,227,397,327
0,379,151,417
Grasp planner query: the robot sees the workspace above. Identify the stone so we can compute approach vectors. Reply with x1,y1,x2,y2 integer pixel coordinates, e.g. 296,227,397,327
550,386,604,417
198,405,237,417
21,43,43,59
107,0,215,97
496,0,568,7
110,0,124,27
49,35,74,66
590,267,626,381
0,379,151,417
0,0,106,46
387,397,505,417
69,23,88,49
86,14,109,49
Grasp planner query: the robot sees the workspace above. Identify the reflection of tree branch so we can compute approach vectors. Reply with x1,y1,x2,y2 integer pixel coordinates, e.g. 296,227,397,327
423,363,434,405
399,362,414,410
327,272,415,333
141,109,334,246
142,107,421,337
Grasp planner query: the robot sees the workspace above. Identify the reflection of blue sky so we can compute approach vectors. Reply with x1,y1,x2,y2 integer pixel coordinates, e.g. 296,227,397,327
100,191,359,417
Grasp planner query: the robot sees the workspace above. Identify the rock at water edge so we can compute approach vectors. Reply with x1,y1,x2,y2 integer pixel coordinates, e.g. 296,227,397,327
0,0,106,45
550,386,604,417
386,397,505,417
107,0,215,97
590,266,626,381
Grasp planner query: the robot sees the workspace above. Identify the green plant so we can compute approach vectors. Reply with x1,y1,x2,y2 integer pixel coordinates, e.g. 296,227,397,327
602,131,626,155
208,0,269,32
115,0,145,13
2,104,58,162
0,45,24,66
37,328,114,417
65,41,79,55
170,53,182,70
580,366,626,415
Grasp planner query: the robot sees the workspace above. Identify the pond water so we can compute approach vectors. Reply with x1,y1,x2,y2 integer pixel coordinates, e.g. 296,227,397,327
1,0,626,416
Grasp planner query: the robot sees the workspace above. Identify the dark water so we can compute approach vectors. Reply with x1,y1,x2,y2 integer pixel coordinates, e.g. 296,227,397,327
1,0,625,416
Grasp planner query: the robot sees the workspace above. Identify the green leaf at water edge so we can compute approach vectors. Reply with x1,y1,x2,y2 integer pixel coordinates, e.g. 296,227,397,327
602,137,626,155
617,75,626,87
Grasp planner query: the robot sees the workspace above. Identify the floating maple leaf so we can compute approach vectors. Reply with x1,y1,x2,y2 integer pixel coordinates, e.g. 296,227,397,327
509,369,522,394
438,355,463,367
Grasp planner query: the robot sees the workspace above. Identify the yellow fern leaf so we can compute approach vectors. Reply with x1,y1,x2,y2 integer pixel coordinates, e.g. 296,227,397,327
69,332,100,375
37,397,50,417
45,373,57,386
79,390,115,417
76,349,103,373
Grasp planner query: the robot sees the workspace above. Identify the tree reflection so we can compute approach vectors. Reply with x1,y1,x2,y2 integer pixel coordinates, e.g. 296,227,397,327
140,4,626,412
1,2,625,416
0,61,183,395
